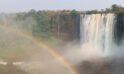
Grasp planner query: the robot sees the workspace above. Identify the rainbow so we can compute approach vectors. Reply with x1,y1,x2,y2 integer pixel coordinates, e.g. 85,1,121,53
0,24,79,74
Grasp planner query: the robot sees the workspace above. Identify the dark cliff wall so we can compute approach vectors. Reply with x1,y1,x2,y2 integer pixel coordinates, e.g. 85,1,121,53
114,14,124,44
50,13,80,42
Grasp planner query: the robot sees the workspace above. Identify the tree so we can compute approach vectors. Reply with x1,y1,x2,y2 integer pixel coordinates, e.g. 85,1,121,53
71,9,78,14
111,4,121,13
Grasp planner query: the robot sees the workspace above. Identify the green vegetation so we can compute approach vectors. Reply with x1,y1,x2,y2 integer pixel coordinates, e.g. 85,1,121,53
13,9,80,42
0,4,123,44
0,4,123,43
0,4,123,74
86,4,124,14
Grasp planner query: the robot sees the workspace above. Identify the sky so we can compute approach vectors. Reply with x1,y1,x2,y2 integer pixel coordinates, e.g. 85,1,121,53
0,0,124,13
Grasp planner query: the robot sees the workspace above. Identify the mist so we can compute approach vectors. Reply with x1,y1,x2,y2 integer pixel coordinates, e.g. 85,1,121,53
0,15,77,74
0,11,124,74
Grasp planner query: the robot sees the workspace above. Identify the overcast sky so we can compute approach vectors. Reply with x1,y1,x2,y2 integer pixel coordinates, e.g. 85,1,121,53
0,0,124,13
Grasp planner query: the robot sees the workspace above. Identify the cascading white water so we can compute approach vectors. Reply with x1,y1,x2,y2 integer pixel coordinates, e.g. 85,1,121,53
80,14,115,57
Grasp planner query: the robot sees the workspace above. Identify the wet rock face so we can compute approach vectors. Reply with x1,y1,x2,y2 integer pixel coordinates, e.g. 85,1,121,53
77,60,109,74
76,57,124,74
114,14,124,44
50,14,80,42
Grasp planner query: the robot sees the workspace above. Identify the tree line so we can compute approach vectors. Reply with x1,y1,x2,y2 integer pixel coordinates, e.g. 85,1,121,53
86,4,124,14
0,4,123,42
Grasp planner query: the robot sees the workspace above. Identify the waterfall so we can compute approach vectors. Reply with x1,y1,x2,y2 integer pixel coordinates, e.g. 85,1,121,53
80,14,115,56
